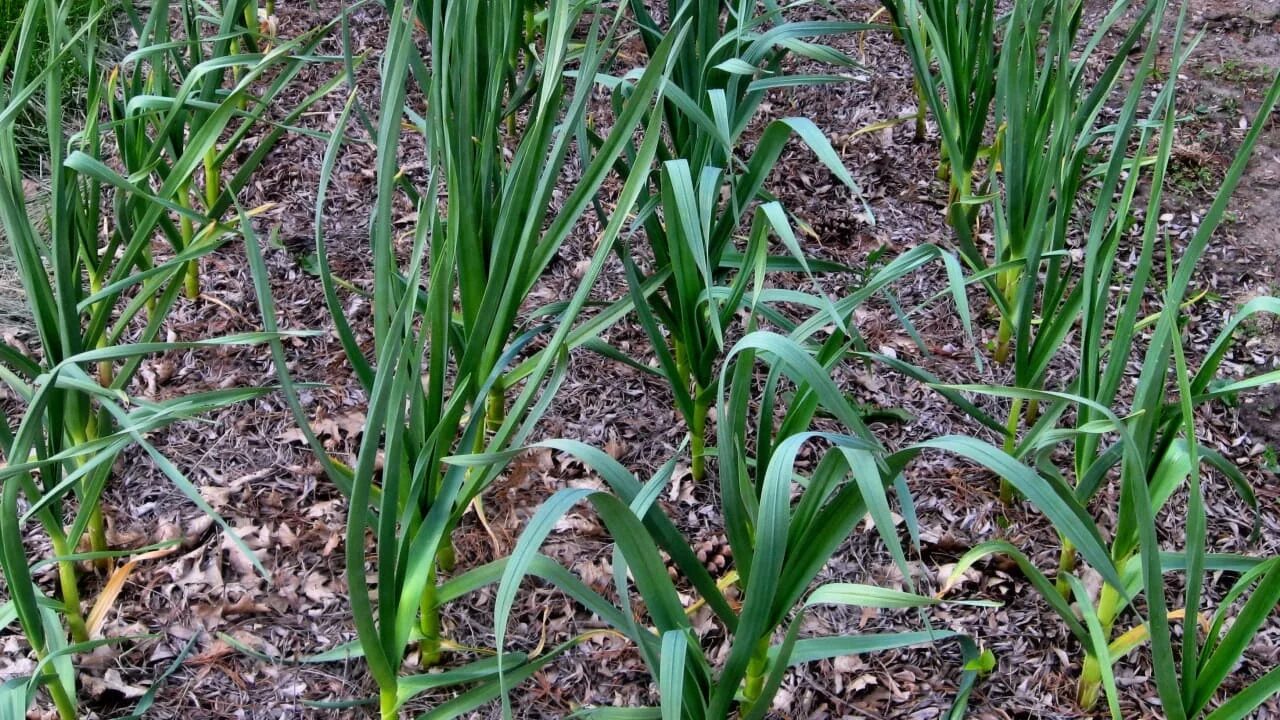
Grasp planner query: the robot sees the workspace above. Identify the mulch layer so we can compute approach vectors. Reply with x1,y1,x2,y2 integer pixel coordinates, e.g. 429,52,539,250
3,0,1280,718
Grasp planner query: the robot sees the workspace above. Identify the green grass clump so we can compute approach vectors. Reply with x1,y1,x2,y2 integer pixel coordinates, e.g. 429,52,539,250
1,0,105,165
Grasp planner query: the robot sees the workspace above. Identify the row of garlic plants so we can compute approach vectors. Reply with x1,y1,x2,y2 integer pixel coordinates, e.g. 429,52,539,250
1,0,1278,718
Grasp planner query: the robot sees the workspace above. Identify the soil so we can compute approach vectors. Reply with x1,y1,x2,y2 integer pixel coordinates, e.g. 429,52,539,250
1182,0,1280,447
3,0,1280,718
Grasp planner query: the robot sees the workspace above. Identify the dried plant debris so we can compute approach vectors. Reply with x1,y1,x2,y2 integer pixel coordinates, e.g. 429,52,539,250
3,0,1280,719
